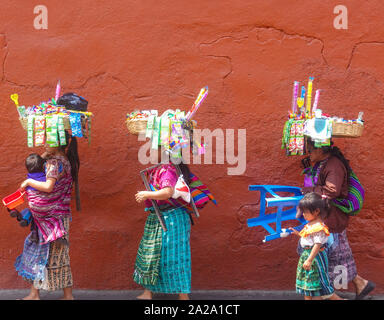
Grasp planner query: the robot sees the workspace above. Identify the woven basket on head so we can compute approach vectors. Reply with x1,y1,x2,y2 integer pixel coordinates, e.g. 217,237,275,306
126,119,148,135
19,116,72,131
332,122,363,138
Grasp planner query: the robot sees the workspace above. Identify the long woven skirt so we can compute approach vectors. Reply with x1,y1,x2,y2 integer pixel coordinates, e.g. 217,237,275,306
133,207,191,294
35,217,73,291
296,248,334,297
327,230,357,284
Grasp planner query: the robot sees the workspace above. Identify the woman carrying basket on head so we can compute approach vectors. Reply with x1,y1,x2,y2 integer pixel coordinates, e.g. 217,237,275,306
15,93,89,300
300,136,375,299
131,107,216,300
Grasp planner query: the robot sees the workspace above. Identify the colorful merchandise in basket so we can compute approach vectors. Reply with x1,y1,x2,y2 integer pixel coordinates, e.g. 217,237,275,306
11,81,93,148
126,110,157,135
127,86,209,157
282,77,364,155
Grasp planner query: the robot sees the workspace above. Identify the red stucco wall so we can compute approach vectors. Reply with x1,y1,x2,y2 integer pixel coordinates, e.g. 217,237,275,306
0,1,383,293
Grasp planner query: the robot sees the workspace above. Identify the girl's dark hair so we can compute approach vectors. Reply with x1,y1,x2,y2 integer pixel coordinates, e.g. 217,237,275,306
26,153,46,173
60,130,81,211
298,192,330,220
306,137,351,176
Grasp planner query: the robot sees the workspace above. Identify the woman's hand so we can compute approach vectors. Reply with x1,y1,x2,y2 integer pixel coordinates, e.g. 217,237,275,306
135,191,149,203
20,179,30,191
303,258,313,271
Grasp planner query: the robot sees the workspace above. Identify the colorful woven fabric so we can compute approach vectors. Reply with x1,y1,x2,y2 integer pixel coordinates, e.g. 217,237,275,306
189,173,217,208
26,155,72,244
36,217,73,291
331,171,364,216
14,231,50,282
148,172,217,212
327,230,357,284
140,207,191,294
133,211,163,286
296,248,334,297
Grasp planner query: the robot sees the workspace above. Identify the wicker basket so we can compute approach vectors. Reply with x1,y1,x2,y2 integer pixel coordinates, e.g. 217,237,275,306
19,116,72,131
126,119,148,135
332,122,363,138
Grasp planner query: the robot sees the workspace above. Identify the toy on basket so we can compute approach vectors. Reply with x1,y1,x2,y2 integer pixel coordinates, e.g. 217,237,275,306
282,77,364,155
126,86,209,157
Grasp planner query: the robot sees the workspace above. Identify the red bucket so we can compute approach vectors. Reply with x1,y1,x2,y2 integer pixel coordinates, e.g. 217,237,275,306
2,189,25,210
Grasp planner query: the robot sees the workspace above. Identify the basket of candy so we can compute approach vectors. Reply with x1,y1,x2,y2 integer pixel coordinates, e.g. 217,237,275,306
11,87,92,148
126,110,153,135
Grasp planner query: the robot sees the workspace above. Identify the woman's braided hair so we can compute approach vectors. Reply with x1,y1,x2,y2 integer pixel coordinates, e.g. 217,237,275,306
60,130,81,211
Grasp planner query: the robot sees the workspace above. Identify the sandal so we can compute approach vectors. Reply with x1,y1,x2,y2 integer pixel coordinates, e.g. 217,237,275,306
355,280,376,300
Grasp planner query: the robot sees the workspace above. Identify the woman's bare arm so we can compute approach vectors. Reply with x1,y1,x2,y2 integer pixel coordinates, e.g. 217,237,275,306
135,187,173,203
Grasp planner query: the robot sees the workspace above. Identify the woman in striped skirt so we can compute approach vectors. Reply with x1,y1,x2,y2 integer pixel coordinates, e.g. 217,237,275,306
134,160,192,300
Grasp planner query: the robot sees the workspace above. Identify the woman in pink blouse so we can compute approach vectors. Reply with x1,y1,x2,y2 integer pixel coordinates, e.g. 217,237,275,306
17,131,80,300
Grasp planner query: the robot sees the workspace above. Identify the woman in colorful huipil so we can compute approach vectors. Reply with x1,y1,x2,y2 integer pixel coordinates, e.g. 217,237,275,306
17,132,78,300
132,109,215,300
134,155,193,300
15,93,86,300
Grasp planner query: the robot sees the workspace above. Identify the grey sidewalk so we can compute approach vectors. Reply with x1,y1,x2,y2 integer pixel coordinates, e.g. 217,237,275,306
0,289,382,300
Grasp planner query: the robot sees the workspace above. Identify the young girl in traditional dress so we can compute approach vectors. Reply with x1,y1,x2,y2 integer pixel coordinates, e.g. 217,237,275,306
290,192,340,300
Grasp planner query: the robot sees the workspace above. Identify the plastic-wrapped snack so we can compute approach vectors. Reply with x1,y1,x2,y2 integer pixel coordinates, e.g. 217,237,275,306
160,117,170,150
288,137,297,155
295,137,304,155
69,112,83,137
33,115,45,147
145,115,155,139
46,115,59,147
295,120,305,136
58,115,67,146
290,121,297,137
151,117,161,150
27,116,34,147
34,131,45,147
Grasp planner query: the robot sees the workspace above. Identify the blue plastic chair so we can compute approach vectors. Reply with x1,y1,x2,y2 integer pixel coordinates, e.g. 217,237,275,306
247,185,307,242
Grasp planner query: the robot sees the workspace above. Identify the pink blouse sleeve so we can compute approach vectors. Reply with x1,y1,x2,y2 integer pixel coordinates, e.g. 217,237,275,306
158,166,178,189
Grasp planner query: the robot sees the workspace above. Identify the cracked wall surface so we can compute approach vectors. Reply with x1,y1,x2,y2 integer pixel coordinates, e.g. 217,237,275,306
0,0,383,293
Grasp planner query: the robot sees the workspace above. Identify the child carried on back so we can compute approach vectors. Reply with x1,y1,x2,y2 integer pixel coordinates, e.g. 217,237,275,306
22,153,67,244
